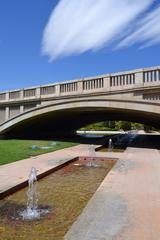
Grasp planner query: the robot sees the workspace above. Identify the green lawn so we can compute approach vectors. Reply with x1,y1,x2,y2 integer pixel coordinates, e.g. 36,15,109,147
0,140,77,165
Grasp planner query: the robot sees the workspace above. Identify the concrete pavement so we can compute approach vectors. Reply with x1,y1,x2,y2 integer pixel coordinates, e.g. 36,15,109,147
65,147,160,240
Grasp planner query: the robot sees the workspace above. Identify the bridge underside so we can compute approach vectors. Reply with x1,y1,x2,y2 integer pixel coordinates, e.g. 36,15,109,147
1,106,160,140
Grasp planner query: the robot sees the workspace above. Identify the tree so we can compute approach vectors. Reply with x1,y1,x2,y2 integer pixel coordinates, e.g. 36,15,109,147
115,121,131,131
131,122,143,130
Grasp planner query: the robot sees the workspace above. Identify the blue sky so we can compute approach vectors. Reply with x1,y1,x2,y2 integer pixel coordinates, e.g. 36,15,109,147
0,0,160,91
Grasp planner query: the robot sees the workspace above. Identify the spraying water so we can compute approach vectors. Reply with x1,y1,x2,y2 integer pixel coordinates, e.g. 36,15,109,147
20,167,40,220
86,145,100,167
89,144,95,157
26,167,39,217
108,138,113,152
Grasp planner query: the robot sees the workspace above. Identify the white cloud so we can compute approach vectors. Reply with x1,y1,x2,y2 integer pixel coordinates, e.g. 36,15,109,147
42,0,153,60
118,5,160,49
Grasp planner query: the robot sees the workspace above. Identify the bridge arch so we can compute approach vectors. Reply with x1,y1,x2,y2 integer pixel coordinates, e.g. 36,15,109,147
0,98,160,139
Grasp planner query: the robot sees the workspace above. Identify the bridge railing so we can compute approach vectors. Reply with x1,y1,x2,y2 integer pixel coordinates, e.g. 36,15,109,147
0,66,160,103
143,69,160,83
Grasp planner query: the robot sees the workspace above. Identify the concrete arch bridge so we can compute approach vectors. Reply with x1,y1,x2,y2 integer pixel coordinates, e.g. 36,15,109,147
0,66,160,139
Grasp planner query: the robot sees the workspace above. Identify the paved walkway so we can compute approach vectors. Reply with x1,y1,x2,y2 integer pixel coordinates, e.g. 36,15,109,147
65,147,160,240
0,144,121,197
1,141,160,239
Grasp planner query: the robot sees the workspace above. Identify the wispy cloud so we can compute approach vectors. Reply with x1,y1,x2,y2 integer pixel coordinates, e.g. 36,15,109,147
118,5,160,49
42,0,154,60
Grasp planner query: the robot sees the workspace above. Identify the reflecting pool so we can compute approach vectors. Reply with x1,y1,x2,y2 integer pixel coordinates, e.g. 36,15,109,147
0,158,115,240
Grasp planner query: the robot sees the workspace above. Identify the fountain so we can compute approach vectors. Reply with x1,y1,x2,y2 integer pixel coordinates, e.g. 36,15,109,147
74,145,100,167
86,145,100,167
20,167,40,220
89,144,95,157
108,138,113,152
0,158,115,239
20,167,49,220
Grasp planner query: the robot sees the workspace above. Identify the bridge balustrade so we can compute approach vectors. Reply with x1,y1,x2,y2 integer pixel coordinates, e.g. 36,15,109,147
110,74,135,87
40,86,55,95
0,66,160,125
82,78,104,90
24,88,36,98
0,67,159,103
0,93,6,101
9,91,20,100
143,94,160,101
143,70,160,83
60,82,78,93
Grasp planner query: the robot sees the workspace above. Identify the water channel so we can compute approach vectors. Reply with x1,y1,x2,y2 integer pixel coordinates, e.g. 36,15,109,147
0,158,115,240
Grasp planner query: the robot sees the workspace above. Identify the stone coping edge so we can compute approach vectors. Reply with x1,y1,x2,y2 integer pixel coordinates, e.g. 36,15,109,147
0,156,118,200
